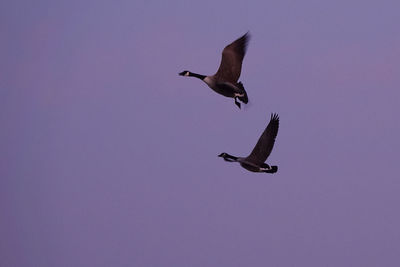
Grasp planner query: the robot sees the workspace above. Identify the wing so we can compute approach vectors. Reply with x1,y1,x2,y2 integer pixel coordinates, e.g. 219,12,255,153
245,113,279,165
214,32,250,83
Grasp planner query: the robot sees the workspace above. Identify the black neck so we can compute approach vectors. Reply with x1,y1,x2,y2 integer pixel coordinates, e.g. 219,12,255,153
224,154,238,162
189,72,206,80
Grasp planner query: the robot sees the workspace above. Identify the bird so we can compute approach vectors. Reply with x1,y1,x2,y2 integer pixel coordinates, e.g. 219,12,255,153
179,32,250,109
218,113,279,173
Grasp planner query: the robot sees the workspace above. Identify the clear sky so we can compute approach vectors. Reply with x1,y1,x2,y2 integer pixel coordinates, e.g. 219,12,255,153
1,0,400,266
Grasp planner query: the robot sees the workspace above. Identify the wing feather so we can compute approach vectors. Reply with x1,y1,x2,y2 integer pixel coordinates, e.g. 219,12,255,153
245,113,279,165
214,32,250,83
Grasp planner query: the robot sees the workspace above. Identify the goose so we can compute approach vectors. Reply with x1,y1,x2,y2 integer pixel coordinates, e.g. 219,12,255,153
179,32,250,109
218,113,279,173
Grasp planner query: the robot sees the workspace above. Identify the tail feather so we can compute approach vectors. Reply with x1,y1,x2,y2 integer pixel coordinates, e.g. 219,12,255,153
237,82,249,104
263,166,278,174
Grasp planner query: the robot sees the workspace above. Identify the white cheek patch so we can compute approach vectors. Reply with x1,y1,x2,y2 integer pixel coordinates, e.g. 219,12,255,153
185,72,190,76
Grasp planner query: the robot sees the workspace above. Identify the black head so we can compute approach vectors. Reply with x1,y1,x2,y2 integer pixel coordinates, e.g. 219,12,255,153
218,152,227,158
179,70,190,76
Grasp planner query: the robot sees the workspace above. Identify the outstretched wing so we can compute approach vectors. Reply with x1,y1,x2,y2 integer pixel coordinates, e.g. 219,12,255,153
245,113,279,165
214,32,250,83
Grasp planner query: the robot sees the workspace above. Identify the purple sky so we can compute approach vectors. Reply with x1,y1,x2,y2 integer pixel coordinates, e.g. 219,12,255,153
1,0,400,266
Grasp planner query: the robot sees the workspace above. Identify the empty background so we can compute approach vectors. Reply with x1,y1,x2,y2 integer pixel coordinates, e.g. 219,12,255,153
1,0,400,266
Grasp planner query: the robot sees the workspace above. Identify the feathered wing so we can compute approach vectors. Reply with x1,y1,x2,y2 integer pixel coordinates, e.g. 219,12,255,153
245,114,279,165
214,32,250,83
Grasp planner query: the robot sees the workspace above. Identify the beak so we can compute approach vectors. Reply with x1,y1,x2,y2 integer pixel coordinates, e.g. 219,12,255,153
178,71,186,76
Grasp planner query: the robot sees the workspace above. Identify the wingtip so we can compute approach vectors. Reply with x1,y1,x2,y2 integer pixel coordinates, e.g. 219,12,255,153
243,31,251,43
242,32,251,53
270,113,279,122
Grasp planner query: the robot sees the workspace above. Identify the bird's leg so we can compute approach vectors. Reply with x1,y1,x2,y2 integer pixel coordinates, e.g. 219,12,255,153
234,97,241,109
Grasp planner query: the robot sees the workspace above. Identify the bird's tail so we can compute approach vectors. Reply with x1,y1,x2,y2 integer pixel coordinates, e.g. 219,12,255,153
264,166,278,174
237,82,248,104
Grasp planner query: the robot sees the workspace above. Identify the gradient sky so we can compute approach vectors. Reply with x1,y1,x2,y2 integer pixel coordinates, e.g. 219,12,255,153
1,0,400,266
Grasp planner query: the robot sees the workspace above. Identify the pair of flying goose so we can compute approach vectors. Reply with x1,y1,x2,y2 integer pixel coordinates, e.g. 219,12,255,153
179,33,279,173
